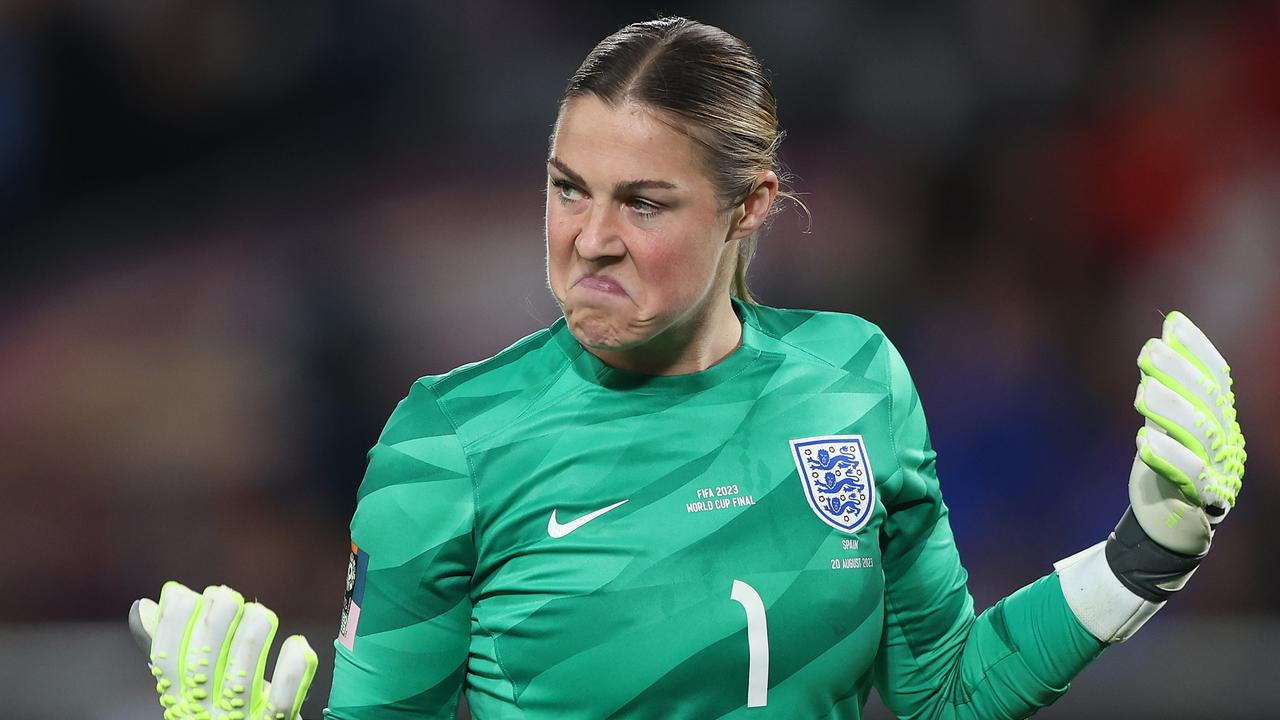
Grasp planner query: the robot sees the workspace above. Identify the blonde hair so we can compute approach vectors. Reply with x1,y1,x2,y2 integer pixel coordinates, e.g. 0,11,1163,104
559,17,804,303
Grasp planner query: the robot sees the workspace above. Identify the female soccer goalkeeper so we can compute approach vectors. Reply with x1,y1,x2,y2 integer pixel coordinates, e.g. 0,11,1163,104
130,17,1246,720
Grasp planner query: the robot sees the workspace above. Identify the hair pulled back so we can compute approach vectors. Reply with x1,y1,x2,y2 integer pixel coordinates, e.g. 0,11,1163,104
558,17,798,303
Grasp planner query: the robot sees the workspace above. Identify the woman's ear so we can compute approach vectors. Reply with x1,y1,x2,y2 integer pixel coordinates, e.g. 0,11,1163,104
730,170,779,241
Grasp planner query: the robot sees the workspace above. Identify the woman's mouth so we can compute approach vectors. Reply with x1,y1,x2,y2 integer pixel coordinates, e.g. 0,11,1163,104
574,274,628,297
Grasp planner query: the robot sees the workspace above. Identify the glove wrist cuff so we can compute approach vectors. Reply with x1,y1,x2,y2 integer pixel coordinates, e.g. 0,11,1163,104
1055,539,1163,644
1105,506,1206,603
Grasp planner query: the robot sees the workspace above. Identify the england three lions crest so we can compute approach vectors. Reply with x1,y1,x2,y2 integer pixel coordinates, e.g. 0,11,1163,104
790,435,876,533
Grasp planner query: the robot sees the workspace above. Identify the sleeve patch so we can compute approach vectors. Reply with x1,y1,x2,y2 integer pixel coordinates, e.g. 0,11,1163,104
339,542,370,651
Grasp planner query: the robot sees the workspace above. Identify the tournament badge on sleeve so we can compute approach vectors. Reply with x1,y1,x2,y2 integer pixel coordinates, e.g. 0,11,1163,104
790,435,876,533
339,541,369,651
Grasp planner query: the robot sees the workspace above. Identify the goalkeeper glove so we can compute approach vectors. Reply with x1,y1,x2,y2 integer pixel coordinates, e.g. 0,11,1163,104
1129,310,1246,555
1056,310,1246,643
129,581,318,720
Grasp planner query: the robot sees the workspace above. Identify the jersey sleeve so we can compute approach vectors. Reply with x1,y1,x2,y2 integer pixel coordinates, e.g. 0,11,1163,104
872,338,1105,719
324,379,476,719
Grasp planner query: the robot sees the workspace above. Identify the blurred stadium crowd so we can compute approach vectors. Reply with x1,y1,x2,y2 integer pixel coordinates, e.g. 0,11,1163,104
1,0,1276,650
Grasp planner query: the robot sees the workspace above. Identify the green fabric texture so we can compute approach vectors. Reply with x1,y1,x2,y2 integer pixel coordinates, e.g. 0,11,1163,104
323,300,1103,719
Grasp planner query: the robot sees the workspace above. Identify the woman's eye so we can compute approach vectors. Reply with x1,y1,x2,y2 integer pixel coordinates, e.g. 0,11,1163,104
628,198,661,217
552,180,583,203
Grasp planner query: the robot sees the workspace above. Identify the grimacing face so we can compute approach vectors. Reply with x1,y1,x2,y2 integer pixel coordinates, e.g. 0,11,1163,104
545,95,754,365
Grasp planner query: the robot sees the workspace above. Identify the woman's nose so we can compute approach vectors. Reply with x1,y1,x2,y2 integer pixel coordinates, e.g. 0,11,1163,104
575,203,626,260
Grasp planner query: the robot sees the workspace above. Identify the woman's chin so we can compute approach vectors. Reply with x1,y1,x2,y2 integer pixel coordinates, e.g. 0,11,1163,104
566,309,644,351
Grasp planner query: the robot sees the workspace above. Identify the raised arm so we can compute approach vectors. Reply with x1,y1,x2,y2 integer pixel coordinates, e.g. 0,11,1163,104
873,311,1246,719
871,338,1103,719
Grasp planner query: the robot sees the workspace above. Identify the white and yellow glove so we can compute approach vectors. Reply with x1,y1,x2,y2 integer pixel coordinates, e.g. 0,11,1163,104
1130,310,1246,555
129,582,318,720
1056,311,1246,643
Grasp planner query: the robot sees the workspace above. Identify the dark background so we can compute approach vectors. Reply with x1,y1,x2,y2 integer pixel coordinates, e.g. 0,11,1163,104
1,1,1276,717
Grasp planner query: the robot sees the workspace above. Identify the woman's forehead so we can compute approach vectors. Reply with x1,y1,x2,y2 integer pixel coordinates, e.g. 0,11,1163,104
551,96,710,188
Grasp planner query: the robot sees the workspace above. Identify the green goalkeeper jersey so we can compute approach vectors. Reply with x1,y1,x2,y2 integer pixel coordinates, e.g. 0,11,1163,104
324,300,1104,719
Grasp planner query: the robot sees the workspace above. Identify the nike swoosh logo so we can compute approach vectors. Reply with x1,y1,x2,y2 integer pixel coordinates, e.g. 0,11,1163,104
547,499,629,538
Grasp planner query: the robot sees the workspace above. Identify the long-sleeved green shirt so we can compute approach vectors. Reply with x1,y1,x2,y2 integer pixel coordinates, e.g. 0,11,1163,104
324,300,1104,719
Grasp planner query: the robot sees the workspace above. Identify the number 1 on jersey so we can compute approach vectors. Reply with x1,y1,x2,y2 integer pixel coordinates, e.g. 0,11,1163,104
730,579,769,708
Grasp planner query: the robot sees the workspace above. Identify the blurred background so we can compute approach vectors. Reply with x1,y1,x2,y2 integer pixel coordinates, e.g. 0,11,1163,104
1,1,1276,717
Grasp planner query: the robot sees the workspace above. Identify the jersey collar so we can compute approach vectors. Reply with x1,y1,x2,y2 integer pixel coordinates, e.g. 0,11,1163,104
551,297,764,394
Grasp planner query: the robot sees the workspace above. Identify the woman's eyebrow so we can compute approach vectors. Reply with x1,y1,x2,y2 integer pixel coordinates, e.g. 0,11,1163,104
548,156,679,195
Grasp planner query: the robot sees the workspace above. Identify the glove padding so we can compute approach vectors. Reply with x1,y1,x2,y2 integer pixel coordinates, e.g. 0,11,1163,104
130,581,318,720
1130,311,1247,556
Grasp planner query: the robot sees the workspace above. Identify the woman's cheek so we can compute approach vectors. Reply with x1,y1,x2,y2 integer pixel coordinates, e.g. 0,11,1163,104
644,238,710,305
549,226,573,262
